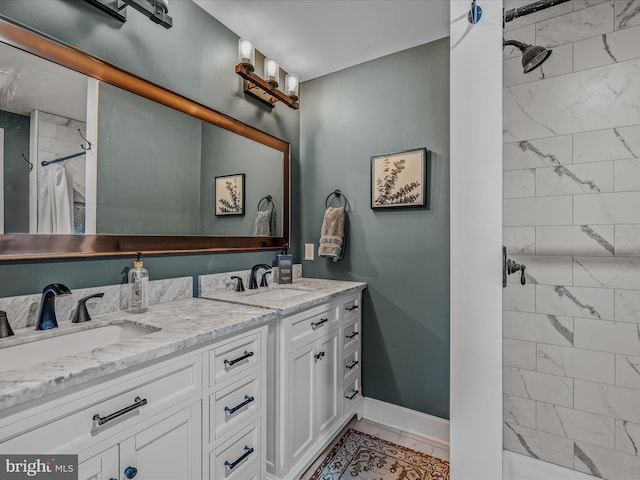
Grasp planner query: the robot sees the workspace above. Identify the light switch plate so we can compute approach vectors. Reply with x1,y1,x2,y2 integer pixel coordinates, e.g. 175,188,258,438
304,243,315,260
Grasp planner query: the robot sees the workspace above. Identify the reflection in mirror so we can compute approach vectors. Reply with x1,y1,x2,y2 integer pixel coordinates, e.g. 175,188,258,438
97,83,283,236
0,17,289,258
0,38,283,238
0,41,90,235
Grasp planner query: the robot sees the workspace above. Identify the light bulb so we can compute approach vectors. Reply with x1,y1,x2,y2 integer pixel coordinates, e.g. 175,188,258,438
285,73,299,100
238,37,255,68
264,57,279,86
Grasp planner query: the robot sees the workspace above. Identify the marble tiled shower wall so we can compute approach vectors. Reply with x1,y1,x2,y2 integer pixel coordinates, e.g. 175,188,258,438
502,1,640,478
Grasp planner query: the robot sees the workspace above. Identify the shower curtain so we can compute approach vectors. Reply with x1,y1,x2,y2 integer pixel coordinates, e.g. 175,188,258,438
37,163,73,233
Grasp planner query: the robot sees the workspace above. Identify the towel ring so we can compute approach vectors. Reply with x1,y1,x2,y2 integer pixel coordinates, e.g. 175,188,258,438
325,189,346,208
258,195,274,211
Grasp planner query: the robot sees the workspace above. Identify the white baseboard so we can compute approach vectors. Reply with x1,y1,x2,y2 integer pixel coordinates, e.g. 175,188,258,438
363,397,450,446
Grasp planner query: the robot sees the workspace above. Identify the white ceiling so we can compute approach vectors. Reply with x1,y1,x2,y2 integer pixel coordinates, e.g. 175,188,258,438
194,0,450,82
0,42,87,121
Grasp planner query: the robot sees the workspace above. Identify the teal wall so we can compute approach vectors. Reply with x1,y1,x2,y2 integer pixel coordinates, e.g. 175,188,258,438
300,39,450,418
0,0,299,296
1,110,30,233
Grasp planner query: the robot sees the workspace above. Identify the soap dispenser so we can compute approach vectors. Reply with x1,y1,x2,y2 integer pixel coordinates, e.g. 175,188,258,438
128,252,149,314
275,243,293,284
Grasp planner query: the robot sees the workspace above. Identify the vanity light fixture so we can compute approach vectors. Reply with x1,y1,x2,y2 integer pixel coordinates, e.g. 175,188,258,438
83,0,172,29
235,38,299,110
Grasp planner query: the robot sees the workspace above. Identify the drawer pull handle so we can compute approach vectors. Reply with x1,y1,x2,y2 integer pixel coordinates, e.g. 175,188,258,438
224,445,254,470
93,397,147,426
314,351,325,361
124,466,138,479
346,305,359,311
224,350,254,367
346,331,358,339
311,317,329,329
345,389,359,400
225,395,255,415
346,360,359,370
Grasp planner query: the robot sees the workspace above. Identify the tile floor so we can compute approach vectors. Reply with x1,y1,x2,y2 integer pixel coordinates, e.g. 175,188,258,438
299,417,450,479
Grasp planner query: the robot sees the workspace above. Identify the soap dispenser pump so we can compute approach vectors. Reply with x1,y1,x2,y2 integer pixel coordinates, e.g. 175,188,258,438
128,252,149,314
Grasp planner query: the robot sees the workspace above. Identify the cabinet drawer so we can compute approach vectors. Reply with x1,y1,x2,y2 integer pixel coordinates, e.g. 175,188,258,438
343,378,361,409
209,372,261,444
211,420,261,480
2,355,200,454
289,304,339,346
343,349,360,380
342,296,360,319
343,320,359,350
210,331,261,387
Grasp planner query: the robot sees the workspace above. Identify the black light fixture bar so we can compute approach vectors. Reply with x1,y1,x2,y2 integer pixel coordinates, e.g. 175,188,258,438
121,0,172,28
83,0,172,28
84,0,127,22
504,0,571,23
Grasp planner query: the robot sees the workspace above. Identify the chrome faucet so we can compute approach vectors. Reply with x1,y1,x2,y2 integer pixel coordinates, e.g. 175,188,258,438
248,264,271,290
36,283,71,330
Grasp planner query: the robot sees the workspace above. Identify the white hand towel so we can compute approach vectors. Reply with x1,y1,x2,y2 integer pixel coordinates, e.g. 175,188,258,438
318,207,345,262
253,210,272,236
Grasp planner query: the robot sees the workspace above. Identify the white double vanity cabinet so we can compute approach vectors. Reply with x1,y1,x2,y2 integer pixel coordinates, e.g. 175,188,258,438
0,277,365,480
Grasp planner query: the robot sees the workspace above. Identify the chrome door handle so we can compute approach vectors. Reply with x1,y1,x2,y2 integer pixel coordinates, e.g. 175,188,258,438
224,350,254,367
224,446,254,470
93,397,147,426
311,318,329,329
224,395,255,415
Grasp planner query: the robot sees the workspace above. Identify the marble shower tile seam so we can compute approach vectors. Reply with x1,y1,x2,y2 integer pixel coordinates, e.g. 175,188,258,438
505,117,640,145
508,364,582,383
573,122,640,142
573,315,640,327
506,393,627,428
533,401,618,450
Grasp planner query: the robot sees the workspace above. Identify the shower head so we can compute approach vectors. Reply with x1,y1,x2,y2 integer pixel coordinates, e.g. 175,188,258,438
503,39,552,74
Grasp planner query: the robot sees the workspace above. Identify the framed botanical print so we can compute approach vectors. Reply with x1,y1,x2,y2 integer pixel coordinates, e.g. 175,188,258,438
371,148,428,209
215,173,245,216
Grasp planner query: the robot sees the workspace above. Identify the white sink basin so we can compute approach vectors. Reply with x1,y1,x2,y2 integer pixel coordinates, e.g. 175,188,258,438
0,322,160,373
244,287,312,302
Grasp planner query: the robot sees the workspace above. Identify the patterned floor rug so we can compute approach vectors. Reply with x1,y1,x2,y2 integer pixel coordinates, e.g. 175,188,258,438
308,428,450,480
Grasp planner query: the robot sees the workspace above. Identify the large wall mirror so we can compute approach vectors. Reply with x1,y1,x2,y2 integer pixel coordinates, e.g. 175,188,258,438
0,18,289,259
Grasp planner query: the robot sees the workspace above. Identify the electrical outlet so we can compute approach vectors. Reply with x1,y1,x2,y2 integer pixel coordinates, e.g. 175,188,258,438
304,243,315,261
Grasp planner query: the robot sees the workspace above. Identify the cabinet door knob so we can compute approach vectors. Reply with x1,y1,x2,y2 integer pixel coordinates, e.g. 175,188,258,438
124,466,138,479
314,351,325,361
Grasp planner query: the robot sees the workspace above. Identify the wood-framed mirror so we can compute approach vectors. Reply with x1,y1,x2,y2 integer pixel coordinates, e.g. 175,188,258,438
0,17,290,259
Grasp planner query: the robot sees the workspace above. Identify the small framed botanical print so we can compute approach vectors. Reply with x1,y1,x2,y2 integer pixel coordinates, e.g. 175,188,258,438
371,148,428,209
215,173,245,216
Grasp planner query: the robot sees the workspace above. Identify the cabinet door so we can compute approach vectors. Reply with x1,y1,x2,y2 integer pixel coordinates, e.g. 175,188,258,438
78,446,118,480
119,403,201,480
287,341,316,467
316,330,340,437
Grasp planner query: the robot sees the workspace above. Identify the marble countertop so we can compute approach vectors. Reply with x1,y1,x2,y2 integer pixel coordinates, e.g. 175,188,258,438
0,298,276,413
200,277,367,316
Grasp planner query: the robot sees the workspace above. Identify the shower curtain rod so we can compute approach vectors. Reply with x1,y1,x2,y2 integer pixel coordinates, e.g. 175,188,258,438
41,151,86,167
504,0,571,23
